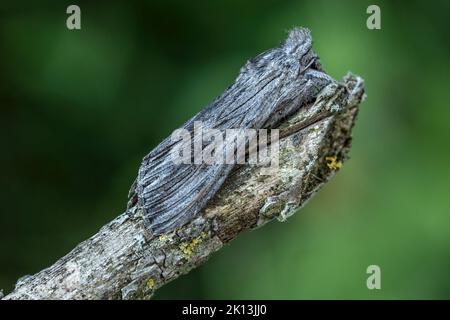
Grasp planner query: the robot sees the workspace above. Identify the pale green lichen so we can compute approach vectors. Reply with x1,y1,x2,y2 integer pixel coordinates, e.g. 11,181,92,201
259,196,286,220
277,202,299,222
257,194,293,227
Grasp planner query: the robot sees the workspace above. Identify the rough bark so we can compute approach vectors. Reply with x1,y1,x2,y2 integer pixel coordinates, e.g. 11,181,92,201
2,72,364,300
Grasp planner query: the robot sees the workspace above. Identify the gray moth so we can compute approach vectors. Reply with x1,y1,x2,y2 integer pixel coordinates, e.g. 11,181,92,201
128,27,333,235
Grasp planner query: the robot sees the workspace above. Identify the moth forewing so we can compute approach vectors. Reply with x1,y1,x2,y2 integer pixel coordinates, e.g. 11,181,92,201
129,27,333,235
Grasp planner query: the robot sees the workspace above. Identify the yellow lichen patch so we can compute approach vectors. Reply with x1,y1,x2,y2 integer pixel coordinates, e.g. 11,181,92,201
146,278,155,289
159,234,168,241
325,156,342,170
178,233,208,258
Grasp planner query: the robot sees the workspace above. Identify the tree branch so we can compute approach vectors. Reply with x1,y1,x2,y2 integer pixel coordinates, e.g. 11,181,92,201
3,65,364,299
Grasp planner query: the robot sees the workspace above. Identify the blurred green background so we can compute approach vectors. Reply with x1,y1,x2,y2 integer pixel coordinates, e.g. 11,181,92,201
1,0,449,299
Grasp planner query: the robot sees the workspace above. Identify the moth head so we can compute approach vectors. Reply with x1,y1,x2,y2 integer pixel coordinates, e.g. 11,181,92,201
282,27,325,74
280,29,331,95
240,28,316,79
239,27,331,94
283,28,312,59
